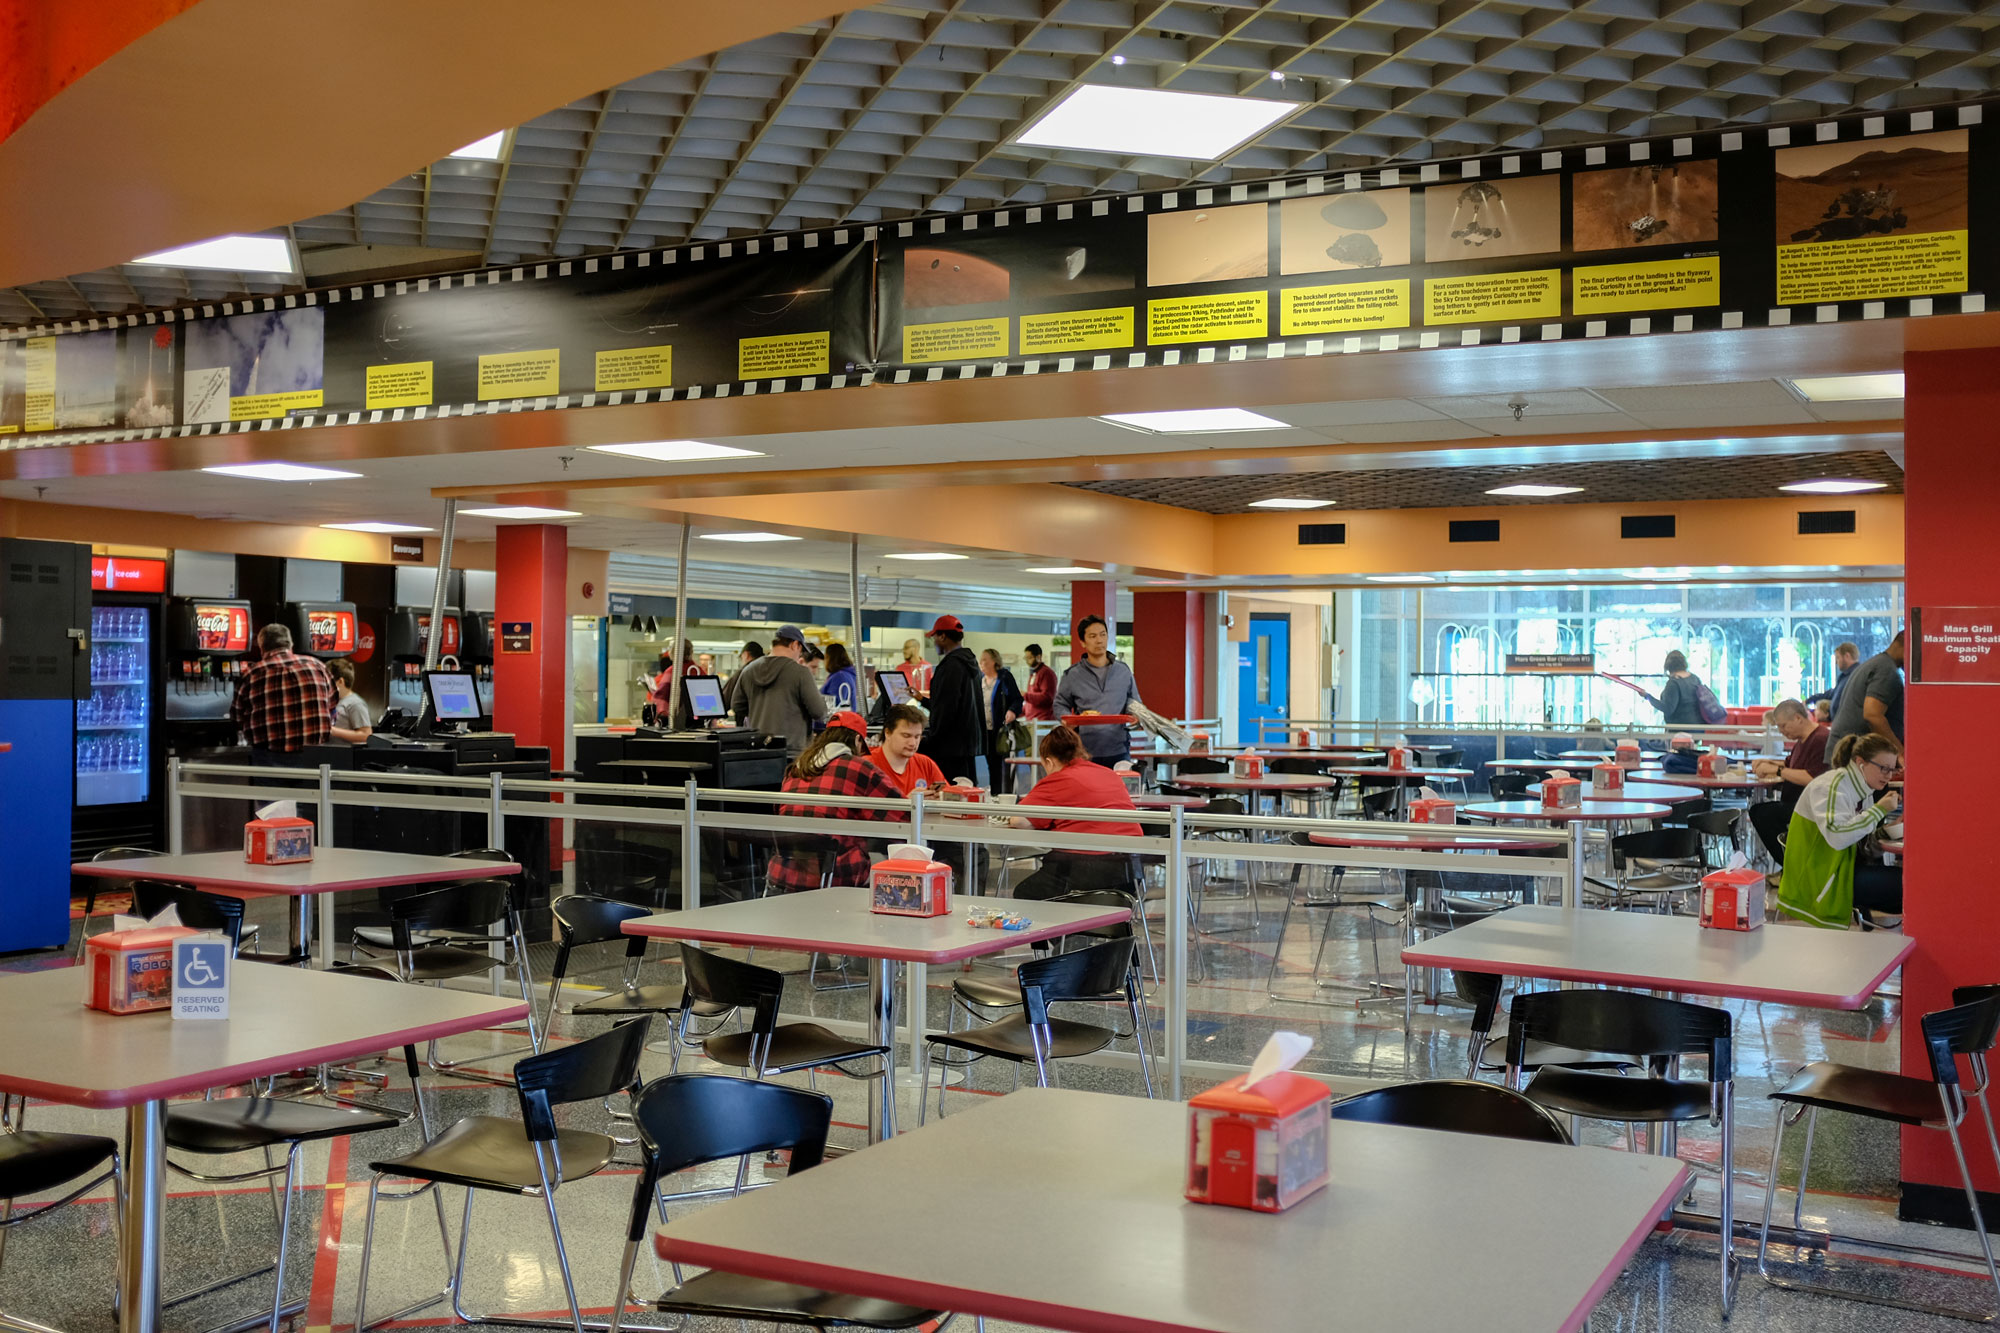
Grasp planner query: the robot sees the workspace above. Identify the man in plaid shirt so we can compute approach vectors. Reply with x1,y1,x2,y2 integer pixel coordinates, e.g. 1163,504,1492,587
230,624,336,762
767,711,903,892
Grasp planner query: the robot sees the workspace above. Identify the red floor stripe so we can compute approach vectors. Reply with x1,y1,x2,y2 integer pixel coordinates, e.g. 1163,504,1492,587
306,1135,353,1333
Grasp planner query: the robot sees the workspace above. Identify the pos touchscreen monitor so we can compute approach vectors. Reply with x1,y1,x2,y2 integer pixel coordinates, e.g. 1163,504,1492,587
425,671,483,723
878,669,914,707
682,676,727,720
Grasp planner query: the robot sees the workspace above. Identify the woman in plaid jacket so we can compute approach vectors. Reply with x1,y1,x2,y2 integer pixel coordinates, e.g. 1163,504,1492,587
766,711,904,893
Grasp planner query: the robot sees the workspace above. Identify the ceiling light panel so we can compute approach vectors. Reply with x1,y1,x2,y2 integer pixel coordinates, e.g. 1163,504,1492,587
700,532,800,543
449,131,507,160
885,552,970,561
1099,408,1292,434
132,235,295,274
586,440,764,462
1366,574,1434,583
1486,484,1584,497
460,506,582,519
1789,373,1905,402
1248,498,1335,510
202,462,360,481
321,522,433,533
1779,479,1889,494
1013,85,1296,160
1026,566,1103,575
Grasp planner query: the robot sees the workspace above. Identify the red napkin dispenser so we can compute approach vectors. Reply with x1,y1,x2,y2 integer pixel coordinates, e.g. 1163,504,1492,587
86,926,200,1014
245,816,314,864
1542,775,1583,809
1615,740,1641,767
1591,762,1625,796
1697,751,1726,778
1386,746,1411,770
1232,752,1265,779
1187,1070,1330,1213
870,852,952,917
1408,797,1457,825
1700,868,1766,931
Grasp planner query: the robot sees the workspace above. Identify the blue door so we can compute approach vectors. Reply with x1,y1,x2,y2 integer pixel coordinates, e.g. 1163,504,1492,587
1237,615,1291,745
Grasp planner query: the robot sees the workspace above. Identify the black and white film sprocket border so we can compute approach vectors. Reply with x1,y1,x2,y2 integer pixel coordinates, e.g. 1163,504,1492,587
0,97,1984,454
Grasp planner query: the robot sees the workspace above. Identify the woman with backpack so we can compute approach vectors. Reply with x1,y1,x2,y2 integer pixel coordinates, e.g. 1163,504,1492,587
1643,649,1723,727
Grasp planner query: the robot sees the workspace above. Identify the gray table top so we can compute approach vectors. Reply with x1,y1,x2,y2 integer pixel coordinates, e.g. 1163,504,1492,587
1530,779,1704,804
622,886,1130,964
1625,768,1782,790
1402,903,1915,1010
654,1087,1689,1333
0,964,528,1107
1463,799,1671,823
72,848,519,897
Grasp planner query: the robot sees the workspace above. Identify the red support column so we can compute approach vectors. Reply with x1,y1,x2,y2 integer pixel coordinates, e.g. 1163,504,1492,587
1132,590,1204,719
1068,579,1116,664
493,524,568,763
1901,346,2000,1224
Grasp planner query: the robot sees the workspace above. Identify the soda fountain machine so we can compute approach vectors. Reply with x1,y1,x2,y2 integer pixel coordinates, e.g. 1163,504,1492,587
165,597,253,738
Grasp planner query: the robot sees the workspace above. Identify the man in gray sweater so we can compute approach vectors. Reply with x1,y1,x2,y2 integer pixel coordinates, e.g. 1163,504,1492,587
731,624,827,758
1054,614,1141,765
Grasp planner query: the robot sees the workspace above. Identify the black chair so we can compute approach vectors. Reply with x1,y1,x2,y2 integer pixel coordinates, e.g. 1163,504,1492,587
1747,800,1790,864
672,946,894,1129
609,1076,950,1333
1265,830,1399,1006
947,889,1155,1096
378,880,544,1083
75,845,163,960
1685,808,1742,869
131,880,306,966
1269,759,1338,817
1429,749,1468,795
351,847,515,957
1186,796,1264,933
352,1017,651,1333
1585,827,1702,911
164,967,416,1333
0,1094,122,1332
1488,772,1533,800
1329,1078,1569,1145
1660,792,1713,827
921,937,1143,1121
545,895,732,1040
1506,989,1737,1315
1176,756,1229,777
1757,986,2000,1320
1451,970,1635,1080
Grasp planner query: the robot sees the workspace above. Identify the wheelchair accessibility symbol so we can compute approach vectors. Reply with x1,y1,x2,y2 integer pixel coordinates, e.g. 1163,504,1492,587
183,955,220,986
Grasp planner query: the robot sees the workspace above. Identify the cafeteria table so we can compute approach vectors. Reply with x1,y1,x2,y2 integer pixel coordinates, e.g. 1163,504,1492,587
621,886,1128,1142
1321,765,1476,817
1462,799,1672,826
1131,792,1208,810
1485,757,1603,773
0,964,527,1333
653,1086,1691,1333
1625,768,1783,796
1531,778,1704,805
73,848,520,962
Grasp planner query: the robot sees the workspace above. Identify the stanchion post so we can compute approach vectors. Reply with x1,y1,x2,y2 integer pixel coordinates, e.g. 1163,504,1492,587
682,779,701,912
1167,805,1188,1101
1567,820,1586,914
317,765,336,967
166,758,183,855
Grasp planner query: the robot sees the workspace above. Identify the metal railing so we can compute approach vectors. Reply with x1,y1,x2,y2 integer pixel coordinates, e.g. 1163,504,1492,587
169,758,1581,1099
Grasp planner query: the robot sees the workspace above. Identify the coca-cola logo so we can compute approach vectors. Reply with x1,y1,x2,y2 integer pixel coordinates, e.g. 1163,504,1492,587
193,605,249,652
306,610,356,655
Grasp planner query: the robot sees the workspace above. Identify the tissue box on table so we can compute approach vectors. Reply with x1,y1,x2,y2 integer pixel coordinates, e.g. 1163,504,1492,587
246,816,314,864
1614,739,1641,768
1541,774,1583,809
869,845,953,917
1187,1033,1329,1213
87,923,200,1013
1408,797,1457,825
1697,751,1728,778
1232,752,1265,779
1385,746,1412,770
1700,868,1766,931
1591,762,1625,797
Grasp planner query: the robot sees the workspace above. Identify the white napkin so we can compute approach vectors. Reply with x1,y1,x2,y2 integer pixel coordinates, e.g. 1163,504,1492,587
1416,785,1439,801
887,844,934,862
255,799,298,821
1243,1031,1315,1090
110,905,183,932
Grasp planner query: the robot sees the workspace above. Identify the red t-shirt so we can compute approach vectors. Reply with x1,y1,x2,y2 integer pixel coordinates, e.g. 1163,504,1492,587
868,746,947,797
1020,760,1143,841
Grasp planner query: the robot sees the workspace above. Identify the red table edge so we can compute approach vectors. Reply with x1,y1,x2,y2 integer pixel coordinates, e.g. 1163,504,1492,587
621,906,1132,965
0,998,530,1108
70,859,522,897
1396,933,1917,1011
656,1158,1691,1333
1308,834,1547,851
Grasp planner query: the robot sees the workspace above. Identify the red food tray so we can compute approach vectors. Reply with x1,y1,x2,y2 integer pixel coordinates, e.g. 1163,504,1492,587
1062,714,1134,726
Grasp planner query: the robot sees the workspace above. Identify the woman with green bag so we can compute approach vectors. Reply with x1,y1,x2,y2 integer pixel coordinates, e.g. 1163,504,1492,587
1775,732,1903,929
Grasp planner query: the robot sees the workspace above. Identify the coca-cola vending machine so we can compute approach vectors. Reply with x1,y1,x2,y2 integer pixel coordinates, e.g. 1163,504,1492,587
166,598,253,738
75,556,170,855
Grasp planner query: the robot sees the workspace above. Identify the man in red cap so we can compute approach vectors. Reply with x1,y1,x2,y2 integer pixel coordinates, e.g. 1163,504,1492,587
920,613,983,785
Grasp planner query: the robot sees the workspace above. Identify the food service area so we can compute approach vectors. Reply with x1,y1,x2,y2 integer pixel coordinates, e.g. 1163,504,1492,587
0,5,1996,1332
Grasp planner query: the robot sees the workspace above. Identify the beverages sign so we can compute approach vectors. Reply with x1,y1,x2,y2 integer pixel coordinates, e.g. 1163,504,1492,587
1910,607,2000,684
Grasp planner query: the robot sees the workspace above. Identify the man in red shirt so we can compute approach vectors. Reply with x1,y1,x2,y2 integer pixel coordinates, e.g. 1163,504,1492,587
1754,697,1830,812
1021,643,1058,721
868,704,947,796
229,624,335,764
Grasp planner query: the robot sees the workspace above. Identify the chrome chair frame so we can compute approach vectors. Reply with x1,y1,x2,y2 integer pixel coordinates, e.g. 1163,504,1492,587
0,1093,125,1333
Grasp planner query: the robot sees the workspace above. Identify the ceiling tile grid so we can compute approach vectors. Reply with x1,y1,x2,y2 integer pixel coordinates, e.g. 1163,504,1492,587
11,0,2000,321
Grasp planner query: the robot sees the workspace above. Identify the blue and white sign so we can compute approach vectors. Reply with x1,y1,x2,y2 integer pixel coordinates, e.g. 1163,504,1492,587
172,934,232,1020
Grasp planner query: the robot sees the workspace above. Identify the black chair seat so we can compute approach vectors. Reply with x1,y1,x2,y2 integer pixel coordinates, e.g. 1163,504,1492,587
1770,1060,1945,1128
398,944,510,983
929,1014,1116,1063
352,925,445,950
705,1025,889,1075
1526,1066,1714,1122
0,1131,116,1200
573,986,726,1018
1410,905,1505,933
656,1270,945,1329
368,1115,615,1192
166,1097,401,1153
953,973,1024,1009
1477,1035,1636,1075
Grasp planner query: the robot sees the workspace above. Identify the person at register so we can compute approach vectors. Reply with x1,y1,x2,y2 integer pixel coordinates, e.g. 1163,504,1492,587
327,658,373,744
732,626,827,759
1776,732,1903,930
648,640,704,729
1006,723,1143,898
868,703,946,796
230,624,335,765
767,711,902,893
1752,697,1829,812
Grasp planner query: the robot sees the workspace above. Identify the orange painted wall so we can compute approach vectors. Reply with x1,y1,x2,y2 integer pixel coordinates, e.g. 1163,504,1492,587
0,0,197,142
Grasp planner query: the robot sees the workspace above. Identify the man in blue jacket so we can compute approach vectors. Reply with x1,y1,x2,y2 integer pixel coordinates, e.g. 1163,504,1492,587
1055,614,1141,765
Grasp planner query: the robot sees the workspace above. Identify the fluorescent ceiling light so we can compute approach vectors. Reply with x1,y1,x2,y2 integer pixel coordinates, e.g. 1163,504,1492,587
1789,372,1904,402
461,506,582,519
322,522,433,534
202,462,360,482
1027,566,1103,575
1249,497,1335,510
1623,567,1692,579
1486,484,1584,497
1779,478,1888,494
586,440,764,462
700,531,800,543
449,131,507,160
1366,574,1434,583
885,552,970,561
1099,408,1291,434
133,235,294,274
1014,84,1295,160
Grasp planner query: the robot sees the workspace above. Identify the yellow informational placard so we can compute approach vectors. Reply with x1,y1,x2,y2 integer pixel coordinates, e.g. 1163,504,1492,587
0,425,17,435
1145,291,1269,345
1572,256,1721,316
1018,306,1136,356
595,345,674,392
228,389,324,422
365,361,433,410
739,330,830,379
903,317,1009,364
1422,269,1563,325
1776,230,1968,304
23,337,55,432
1280,280,1411,335
478,348,560,399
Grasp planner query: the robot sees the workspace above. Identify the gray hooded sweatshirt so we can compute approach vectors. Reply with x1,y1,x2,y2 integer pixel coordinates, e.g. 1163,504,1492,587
733,653,828,758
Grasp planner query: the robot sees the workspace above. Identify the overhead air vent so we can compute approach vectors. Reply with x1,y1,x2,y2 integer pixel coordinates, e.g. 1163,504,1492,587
1298,524,1346,545
1621,514,1676,539
1798,510,1857,535
1449,519,1500,543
